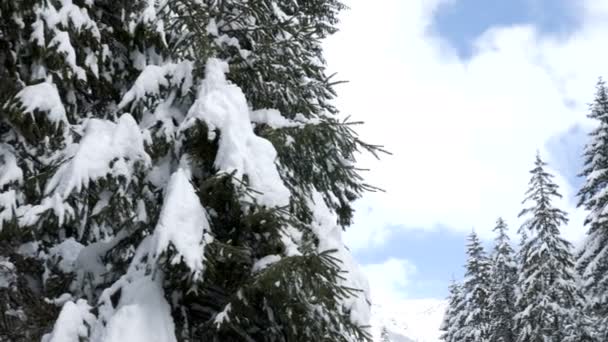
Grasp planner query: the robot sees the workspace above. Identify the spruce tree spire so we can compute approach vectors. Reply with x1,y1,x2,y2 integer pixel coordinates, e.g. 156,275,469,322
515,154,593,342
459,231,492,342
488,218,517,342
576,77,608,340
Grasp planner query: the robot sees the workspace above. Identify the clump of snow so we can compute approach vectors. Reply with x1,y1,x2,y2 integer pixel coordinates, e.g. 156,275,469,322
91,191,111,216
146,153,172,189
74,241,110,288
118,62,193,109
252,254,281,272
18,193,74,227
0,258,16,288
141,0,157,24
46,293,75,307
153,168,211,277
250,109,320,129
214,303,232,327
206,19,250,60
0,145,23,187
13,82,67,124
85,49,99,78
11,13,25,28
87,237,178,342
280,226,303,257
30,0,101,79
30,15,46,47
250,109,300,128
18,241,40,258
140,94,185,143
136,199,148,223
5,308,26,321
308,191,371,327
45,114,151,197
42,299,96,342
101,275,177,342
49,237,85,273
49,31,87,80
0,190,19,229
141,0,167,45
73,230,131,298
183,58,290,208
42,0,101,38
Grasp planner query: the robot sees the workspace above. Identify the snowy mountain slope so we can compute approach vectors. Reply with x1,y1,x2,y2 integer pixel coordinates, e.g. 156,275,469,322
370,299,447,342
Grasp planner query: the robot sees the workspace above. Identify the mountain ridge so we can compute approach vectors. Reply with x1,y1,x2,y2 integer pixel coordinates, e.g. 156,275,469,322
370,298,447,342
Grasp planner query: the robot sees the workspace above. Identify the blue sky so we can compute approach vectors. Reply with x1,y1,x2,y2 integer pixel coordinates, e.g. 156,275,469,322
355,227,470,298
364,0,588,297
433,0,581,59
325,0,608,302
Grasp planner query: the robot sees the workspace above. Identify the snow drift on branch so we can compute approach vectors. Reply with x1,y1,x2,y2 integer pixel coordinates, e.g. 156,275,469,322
46,113,151,197
153,168,211,277
182,58,290,208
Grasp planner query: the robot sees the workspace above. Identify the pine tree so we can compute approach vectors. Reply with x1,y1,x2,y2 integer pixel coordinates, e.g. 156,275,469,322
577,77,608,340
459,231,492,342
488,218,517,342
514,154,594,342
440,279,466,342
0,1,381,341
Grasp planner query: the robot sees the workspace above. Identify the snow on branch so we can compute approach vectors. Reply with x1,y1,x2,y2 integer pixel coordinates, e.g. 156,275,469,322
182,58,290,208
45,114,151,198
250,108,320,129
153,168,211,277
42,299,96,342
12,82,68,124
308,190,371,326
118,62,194,109
101,275,178,342
0,145,23,188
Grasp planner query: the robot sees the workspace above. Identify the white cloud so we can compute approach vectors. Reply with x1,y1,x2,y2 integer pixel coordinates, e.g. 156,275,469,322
325,0,608,250
362,258,417,303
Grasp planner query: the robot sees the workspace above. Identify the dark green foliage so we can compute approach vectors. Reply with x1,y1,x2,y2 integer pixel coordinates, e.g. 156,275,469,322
273,118,384,226
1,0,378,341
577,77,608,340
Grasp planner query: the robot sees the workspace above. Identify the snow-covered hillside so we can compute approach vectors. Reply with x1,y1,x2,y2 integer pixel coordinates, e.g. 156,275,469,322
370,299,447,342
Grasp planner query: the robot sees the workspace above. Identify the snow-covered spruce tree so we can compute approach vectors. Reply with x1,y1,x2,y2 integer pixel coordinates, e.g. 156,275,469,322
577,77,608,340
511,224,530,340
0,1,381,341
459,231,492,342
514,154,594,342
439,279,466,342
488,218,517,342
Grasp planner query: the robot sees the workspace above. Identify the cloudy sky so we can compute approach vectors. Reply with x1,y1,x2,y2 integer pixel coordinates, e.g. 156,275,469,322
324,0,608,301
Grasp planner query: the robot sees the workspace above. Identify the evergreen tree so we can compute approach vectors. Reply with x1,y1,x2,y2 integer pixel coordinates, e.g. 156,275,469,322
514,154,593,342
440,279,466,342
488,218,517,342
577,77,608,340
0,1,381,341
459,231,492,342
